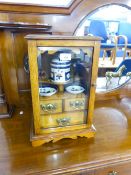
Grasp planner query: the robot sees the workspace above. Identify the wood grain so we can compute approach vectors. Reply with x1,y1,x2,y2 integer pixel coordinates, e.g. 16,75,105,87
0,95,130,174
40,111,85,129
40,99,62,115
87,41,100,126
27,40,41,134
0,0,82,14
0,30,19,105
27,35,100,144
64,97,87,112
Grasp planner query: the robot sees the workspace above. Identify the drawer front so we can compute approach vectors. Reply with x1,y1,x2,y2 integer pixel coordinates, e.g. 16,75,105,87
40,100,62,114
64,98,87,112
40,111,86,129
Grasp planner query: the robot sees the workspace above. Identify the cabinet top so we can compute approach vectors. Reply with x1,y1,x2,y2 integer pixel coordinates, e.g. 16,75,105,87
25,34,101,41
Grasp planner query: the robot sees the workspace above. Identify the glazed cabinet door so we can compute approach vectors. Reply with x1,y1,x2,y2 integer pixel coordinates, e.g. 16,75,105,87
27,36,100,145
37,46,94,133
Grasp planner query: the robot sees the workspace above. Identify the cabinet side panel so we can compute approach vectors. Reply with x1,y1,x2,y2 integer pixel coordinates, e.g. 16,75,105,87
87,41,100,125
28,40,40,134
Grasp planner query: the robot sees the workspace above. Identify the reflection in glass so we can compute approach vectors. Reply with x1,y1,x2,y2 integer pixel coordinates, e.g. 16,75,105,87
96,59,131,93
74,4,131,93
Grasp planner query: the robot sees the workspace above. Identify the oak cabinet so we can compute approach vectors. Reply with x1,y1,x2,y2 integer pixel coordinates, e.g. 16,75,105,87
26,35,101,146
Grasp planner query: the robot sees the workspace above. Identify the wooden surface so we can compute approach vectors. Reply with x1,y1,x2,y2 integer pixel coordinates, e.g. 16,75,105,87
28,40,40,134
13,33,30,91
25,35,101,41
0,30,19,105
0,95,131,174
0,0,82,14
0,22,51,30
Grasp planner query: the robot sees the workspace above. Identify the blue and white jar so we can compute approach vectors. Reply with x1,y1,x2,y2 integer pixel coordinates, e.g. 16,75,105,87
50,59,71,83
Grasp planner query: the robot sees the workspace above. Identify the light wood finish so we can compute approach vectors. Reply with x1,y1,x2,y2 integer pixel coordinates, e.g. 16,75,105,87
28,40,41,134
40,92,86,100
31,125,96,147
40,99,62,114
87,41,100,126
27,35,101,145
0,95,131,174
40,92,86,112
64,97,86,111
26,35,101,40
40,111,85,129
39,123,89,135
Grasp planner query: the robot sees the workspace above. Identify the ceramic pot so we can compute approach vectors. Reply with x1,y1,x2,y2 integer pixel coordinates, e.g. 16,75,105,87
50,59,71,83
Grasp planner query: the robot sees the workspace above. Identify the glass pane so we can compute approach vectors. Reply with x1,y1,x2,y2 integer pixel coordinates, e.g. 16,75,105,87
37,47,93,129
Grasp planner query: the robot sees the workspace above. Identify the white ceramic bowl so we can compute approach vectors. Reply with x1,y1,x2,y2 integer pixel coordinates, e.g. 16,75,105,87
65,85,85,94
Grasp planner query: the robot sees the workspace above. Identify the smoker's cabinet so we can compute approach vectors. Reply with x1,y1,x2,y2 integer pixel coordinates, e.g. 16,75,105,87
26,35,101,146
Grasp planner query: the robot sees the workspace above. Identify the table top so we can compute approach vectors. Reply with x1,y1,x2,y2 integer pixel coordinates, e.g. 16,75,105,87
0,95,131,175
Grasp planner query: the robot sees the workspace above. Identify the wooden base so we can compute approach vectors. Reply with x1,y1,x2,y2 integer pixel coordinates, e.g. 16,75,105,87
30,124,96,147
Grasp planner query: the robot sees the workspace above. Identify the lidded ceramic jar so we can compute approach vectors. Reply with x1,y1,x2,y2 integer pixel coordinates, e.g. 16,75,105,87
50,59,71,83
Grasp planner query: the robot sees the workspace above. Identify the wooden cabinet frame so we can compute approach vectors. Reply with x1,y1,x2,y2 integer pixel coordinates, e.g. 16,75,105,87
26,35,100,146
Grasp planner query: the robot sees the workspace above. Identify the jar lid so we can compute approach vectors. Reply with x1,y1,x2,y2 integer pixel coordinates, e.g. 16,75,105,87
51,58,71,65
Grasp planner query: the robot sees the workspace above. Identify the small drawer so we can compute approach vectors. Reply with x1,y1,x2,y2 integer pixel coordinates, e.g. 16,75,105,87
40,111,86,129
40,100,62,114
64,98,87,112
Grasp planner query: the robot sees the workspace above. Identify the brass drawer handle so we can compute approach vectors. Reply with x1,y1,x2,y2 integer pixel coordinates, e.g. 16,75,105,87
70,100,84,109
56,117,70,127
41,103,56,113
108,171,118,175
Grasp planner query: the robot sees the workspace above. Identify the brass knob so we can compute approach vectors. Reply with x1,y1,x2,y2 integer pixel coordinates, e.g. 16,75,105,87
56,117,70,127
108,171,118,175
70,100,84,109
41,103,56,113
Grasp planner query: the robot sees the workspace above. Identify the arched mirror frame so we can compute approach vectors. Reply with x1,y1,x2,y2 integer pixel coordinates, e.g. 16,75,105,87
74,3,131,95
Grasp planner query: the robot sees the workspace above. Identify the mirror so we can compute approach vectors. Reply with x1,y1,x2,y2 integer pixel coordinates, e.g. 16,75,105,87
74,5,131,93
96,59,131,93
